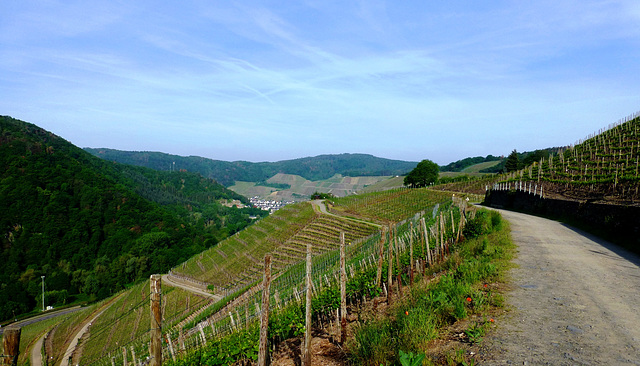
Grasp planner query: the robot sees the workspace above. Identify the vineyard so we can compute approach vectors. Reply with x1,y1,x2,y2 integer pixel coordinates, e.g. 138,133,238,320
89,189,471,366
174,203,318,292
441,112,640,204
329,187,459,223
76,282,214,366
171,201,381,296
7,187,477,366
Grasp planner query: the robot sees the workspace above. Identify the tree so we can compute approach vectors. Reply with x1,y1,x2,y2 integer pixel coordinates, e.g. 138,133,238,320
505,150,519,172
404,159,439,188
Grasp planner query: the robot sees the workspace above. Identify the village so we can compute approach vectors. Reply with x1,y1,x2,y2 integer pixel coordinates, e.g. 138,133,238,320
249,196,294,213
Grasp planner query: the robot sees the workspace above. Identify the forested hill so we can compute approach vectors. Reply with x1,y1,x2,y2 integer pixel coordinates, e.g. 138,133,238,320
84,148,418,186
0,116,265,321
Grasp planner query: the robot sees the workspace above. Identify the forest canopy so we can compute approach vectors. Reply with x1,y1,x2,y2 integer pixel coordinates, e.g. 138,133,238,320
0,116,266,321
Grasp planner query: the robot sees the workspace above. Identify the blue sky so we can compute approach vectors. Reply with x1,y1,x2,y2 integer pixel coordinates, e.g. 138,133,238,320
1,1,639,164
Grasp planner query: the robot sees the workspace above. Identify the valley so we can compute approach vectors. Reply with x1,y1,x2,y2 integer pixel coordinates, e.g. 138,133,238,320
1,113,639,366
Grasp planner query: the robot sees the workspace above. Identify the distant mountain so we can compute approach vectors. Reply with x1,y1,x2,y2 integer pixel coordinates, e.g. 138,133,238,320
0,116,265,321
84,149,418,186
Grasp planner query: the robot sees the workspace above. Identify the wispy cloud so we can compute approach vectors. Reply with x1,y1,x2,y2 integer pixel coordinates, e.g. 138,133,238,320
1,0,639,163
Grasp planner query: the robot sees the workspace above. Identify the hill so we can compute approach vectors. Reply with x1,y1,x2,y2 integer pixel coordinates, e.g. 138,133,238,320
439,155,502,172
437,112,640,203
0,116,264,321
229,173,392,201
478,148,565,173
84,148,418,186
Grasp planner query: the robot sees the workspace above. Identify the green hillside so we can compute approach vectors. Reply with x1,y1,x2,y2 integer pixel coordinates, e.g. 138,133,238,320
84,148,418,186
461,160,503,173
496,114,640,202
439,155,501,172
0,116,264,321
439,113,640,202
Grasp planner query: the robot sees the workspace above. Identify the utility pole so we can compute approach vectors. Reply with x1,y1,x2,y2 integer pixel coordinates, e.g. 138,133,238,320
41,275,45,312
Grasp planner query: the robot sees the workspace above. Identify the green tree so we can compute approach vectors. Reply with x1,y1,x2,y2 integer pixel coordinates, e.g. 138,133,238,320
505,150,519,172
404,159,439,188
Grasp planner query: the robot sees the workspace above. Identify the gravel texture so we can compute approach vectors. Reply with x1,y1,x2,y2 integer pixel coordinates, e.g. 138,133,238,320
480,209,640,365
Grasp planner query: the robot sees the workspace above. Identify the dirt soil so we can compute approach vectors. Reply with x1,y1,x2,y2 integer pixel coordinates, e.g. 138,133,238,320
478,209,640,365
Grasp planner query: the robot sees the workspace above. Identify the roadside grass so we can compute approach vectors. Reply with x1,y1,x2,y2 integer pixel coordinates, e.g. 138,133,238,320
348,209,514,365
16,315,64,365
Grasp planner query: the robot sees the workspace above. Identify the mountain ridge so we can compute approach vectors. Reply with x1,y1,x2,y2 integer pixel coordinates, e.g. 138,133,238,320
84,148,419,186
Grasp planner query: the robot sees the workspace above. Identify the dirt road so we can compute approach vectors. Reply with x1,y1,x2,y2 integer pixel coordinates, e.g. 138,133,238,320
481,209,640,365
162,274,222,301
31,334,45,366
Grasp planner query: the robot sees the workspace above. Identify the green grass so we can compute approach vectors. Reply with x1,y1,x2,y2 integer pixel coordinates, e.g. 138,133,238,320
16,315,65,365
348,209,514,365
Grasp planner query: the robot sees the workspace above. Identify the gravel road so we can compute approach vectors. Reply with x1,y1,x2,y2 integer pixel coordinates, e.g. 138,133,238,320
481,209,640,365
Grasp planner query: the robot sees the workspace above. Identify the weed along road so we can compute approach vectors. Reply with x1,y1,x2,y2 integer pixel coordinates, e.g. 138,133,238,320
482,209,640,365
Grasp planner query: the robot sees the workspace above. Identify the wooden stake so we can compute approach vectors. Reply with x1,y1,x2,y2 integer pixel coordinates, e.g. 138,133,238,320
440,214,445,258
387,225,393,305
166,334,176,362
450,210,455,238
122,347,127,366
394,225,403,297
376,227,386,287
421,218,431,268
303,243,312,366
340,232,347,345
130,346,137,366
150,274,162,366
178,328,185,352
2,328,21,366
258,255,272,366
409,222,414,285
198,323,206,344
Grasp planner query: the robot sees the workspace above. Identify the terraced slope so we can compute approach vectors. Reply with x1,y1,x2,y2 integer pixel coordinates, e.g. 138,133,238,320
174,203,317,292
173,202,379,294
496,113,640,202
438,112,640,203
330,187,454,223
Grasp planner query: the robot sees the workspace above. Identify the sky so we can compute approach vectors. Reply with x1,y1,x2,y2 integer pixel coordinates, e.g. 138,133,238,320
1,1,640,165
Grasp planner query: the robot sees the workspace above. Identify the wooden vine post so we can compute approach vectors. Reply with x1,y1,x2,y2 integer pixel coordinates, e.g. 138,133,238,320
2,328,20,366
258,255,272,366
394,225,403,297
409,221,414,285
421,218,431,268
439,214,445,258
150,274,162,366
387,225,394,305
340,232,347,345
375,226,386,287
303,243,312,366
